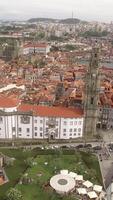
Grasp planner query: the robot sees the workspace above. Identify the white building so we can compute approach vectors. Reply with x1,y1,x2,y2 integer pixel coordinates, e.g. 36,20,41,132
107,183,113,200
23,43,50,55
0,97,84,139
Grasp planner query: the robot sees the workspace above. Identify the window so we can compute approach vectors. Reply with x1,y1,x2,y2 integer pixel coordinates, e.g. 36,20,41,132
35,119,37,123
70,133,72,136
40,120,43,123
56,121,58,126
18,128,22,132
74,121,77,125
91,97,94,105
35,132,37,136
55,133,58,137
0,117,3,123
70,129,72,132
12,127,15,132
26,128,30,133
63,129,66,132
78,128,81,132
64,121,67,125
74,128,77,132
19,134,22,136
46,127,48,132
27,135,30,137
0,128,1,131
74,133,76,136
79,121,82,125
40,133,43,137
35,127,37,130
40,127,43,131
63,133,66,136
70,121,73,125
56,128,58,133
21,116,30,124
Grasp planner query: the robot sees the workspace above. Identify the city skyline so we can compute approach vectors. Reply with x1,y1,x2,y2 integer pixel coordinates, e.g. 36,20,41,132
0,0,113,22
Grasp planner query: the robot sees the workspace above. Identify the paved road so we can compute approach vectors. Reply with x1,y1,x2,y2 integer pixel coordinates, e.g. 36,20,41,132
96,131,113,190
0,141,103,149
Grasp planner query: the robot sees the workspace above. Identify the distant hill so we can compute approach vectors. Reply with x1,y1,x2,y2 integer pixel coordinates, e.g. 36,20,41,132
28,18,57,23
28,18,87,24
59,18,81,24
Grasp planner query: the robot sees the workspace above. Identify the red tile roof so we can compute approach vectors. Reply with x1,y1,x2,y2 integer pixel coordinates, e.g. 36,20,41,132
18,104,83,118
24,43,48,48
0,96,19,108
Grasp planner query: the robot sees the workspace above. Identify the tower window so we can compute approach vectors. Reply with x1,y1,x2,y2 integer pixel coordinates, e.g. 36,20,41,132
0,117,3,123
91,97,94,105
95,53,97,57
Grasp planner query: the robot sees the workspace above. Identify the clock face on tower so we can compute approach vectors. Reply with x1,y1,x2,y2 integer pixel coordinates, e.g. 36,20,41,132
92,73,96,77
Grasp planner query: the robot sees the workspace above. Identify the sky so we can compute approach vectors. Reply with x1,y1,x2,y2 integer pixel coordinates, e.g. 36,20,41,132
0,0,113,22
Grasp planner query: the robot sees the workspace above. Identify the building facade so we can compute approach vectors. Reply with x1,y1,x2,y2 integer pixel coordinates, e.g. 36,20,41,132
99,106,113,130
23,43,50,55
0,102,84,140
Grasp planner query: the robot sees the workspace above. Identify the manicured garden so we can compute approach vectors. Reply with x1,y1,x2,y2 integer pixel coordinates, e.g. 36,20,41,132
0,148,36,200
0,148,102,200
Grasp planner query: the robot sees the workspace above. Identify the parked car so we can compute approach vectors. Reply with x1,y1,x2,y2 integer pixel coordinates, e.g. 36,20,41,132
108,144,113,150
76,144,84,149
61,145,69,149
84,144,92,148
93,146,102,150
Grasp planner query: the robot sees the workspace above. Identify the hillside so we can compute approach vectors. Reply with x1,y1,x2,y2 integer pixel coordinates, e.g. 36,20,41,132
28,18,57,23
28,17,87,24
59,18,81,24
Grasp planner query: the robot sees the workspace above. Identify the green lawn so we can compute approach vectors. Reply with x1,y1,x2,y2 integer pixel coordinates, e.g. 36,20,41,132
17,151,102,200
0,148,36,200
0,148,102,200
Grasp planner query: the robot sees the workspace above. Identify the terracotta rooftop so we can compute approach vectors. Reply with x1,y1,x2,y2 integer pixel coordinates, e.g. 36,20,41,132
18,104,84,118
24,43,48,48
0,96,19,108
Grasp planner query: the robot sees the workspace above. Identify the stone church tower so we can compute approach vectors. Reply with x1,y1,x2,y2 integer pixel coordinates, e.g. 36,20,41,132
84,46,100,136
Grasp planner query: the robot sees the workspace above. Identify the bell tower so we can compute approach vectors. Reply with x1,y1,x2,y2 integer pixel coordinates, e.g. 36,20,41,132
84,46,100,136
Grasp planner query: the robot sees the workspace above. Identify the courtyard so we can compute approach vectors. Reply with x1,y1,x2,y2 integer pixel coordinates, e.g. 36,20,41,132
0,148,102,200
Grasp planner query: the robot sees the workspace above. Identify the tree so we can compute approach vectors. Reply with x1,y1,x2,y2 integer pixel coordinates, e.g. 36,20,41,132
48,35,64,42
6,188,23,200
36,32,45,40
25,157,33,167
64,44,77,51
80,30,109,38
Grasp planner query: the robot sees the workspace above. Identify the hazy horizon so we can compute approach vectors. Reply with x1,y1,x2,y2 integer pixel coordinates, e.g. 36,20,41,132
0,0,113,23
